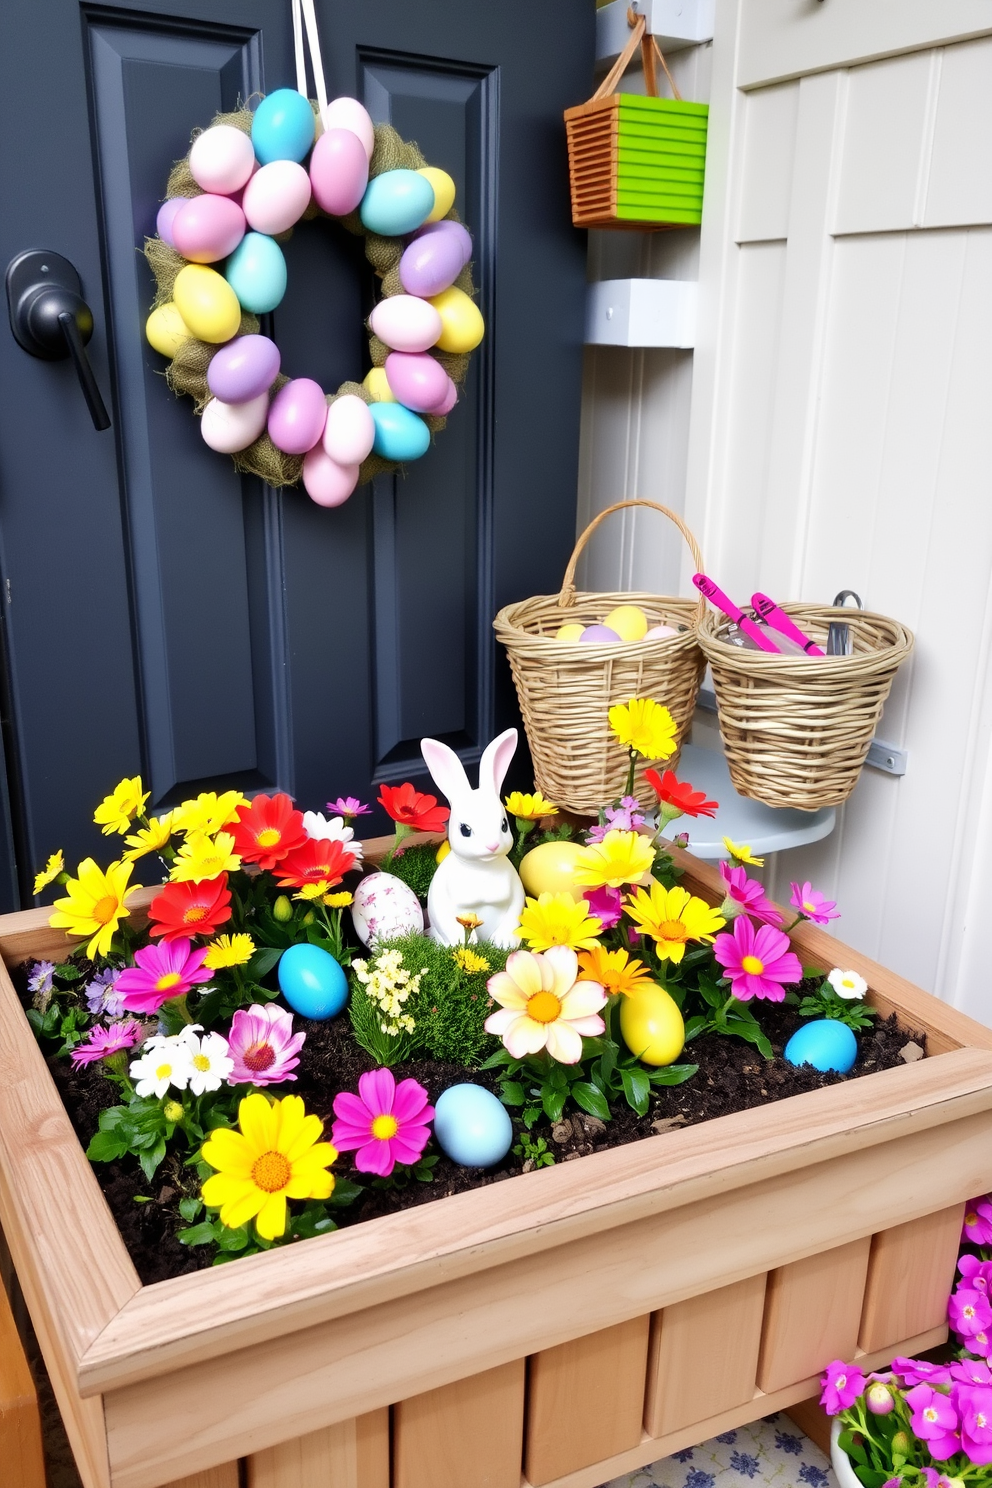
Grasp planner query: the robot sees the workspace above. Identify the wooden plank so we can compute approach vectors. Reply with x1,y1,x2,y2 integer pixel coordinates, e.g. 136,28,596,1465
163,1471,240,1488
0,1268,46,1488
247,1410,389,1488
859,1203,964,1352
525,1316,650,1484
393,1360,525,1488
758,1236,872,1393
644,1272,767,1437
784,1396,832,1455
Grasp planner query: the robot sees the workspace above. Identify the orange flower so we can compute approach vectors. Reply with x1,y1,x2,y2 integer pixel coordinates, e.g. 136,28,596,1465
230,793,307,871
378,782,449,834
577,945,656,997
274,836,358,890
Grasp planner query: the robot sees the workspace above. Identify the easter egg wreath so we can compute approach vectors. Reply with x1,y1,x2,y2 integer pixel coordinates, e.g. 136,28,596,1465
144,89,484,508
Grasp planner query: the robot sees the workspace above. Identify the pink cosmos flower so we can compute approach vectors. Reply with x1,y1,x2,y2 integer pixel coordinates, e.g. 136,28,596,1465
892,1358,953,1387
906,1384,961,1460
713,915,803,1002
950,1288,992,1339
116,937,211,1015
582,885,623,931
952,1360,992,1386
70,1019,143,1068
790,881,841,926
227,1003,305,1085
332,1068,434,1177
960,1255,992,1295
964,1197,992,1246
327,796,371,820
954,1384,992,1464
820,1360,866,1414
719,862,783,926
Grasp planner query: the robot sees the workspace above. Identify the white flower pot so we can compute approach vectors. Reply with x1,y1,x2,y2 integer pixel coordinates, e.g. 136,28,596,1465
831,1416,865,1488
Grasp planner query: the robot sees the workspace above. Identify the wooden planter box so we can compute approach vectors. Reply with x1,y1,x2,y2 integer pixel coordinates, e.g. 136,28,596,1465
2,842,992,1488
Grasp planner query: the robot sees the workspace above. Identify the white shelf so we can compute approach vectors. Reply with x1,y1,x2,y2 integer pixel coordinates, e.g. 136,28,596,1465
596,0,715,65
585,278,696,348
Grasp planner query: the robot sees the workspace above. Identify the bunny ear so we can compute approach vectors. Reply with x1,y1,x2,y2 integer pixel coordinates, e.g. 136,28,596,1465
478,729,518,797
420,737,471,804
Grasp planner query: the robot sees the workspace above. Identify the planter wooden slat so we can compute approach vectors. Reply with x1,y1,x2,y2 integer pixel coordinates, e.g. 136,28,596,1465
392,1360,525,1488
858,1204,964,1353
644,1272,767,1437
0,1256,46,1488
164,1471,238,1488
245,1411,389,1488
525,1315,651,1484
757,1237,873,1393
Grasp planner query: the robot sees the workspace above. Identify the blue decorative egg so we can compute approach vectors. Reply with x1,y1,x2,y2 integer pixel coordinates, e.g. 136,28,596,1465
224,232,287,314
369,402,431,462
252,88,316,165
278,943,348,1020
784,1018,857,1074
433,1084,513,1168
360,170,435,236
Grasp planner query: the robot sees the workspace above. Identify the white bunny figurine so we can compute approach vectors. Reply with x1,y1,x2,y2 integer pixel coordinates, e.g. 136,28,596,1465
420,729,525,948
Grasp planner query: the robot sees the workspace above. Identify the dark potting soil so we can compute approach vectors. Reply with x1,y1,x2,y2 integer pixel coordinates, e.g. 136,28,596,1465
28,990,925,1288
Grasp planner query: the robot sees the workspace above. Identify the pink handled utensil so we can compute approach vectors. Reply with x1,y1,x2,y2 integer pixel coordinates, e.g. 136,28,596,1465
751,593,824,656
692,573,781,653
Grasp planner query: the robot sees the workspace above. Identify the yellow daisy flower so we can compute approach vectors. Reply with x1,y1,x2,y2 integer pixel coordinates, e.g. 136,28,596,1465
292,880,340,901
453,946,491,973
203,933,256,969
577,945,656,997
93,776,149,836
573,829,655,889
49,858,138,959
172,789,249,837
504,791,558,821
624,882,725,963
518,891,603,952
608,698,678,761
723,837,764,867
323,890,353,908
32,849,64,896
170,831,241,884
123,813,174,861
201,1093,336,1241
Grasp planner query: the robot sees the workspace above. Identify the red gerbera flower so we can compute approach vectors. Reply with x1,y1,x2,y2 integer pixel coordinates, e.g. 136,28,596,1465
644,769,719,819
378,782,450,834
275,836,358,890
147,874,233,941
230,792,307,870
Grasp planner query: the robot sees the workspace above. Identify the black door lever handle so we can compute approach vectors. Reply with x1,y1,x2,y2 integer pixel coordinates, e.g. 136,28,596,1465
5,250,111,431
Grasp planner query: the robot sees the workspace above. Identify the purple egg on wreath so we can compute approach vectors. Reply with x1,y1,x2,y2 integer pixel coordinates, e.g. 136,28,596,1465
580,625,621,643
207,334,281,404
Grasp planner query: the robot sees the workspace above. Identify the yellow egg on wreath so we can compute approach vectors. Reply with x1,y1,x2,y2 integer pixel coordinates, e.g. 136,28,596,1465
619,985,685,1066
519,840,588,903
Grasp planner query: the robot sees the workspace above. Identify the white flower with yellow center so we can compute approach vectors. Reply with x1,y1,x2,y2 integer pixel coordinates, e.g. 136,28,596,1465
827,968,868,1001
302,811,364,866
176,1025,234,1095
129,1035,193,1097
484,946,607,1064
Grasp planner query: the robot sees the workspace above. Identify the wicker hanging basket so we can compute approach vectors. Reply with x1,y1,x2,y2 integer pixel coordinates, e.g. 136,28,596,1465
493,500,705,814
696,603,915,811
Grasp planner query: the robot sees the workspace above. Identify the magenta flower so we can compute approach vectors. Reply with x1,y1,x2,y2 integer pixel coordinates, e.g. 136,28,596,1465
960,1256,992,1294
921,1472,958,1488
587,800,647,842
332,1068,434,1177
790,880,841,926
892,1358,953,1387
951,1288,992,1339
116,937,211,1015
821,1360,866,1414
719,862,783,926
906,1384,961,1460
713,915,803,1002
954,1384,992,1464
964,1197,992,1246
327,796,371,821
952,1360,992,1386
866,1382,894,1415
882,1479,901,1488
973,1331,992,1360
582,885,623,931
227,1004,305,1085
70,1019,143,1068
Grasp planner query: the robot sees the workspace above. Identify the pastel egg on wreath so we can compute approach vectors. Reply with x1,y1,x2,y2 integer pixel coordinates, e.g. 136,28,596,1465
309,128,369,217
359,169,435,237
399,226,468,299
580,624,621,643
784,1018,858,1075
433,1084,512,1169
604,604,649,643
431,376,458,416
155,197,187,249
428,286,485,353
369,402,431,462
384,351,450,413
242,160,311,236
302,446,360,508
518,840,589,903
320,96,375,162
173,263,242,343
207,333,281,404
363,367,396,403
417,167,456,223
200,390,270,453
555,623,585,642
145,302,192,359
350,871,424,947
278,942,348,1020
251,87,316,165
619,985,685,1067
369,295,443,354
410,218,473,269
224,232,287,314
323,393,375,465
267,378,328,455
189,123,257,195
171,193,246,264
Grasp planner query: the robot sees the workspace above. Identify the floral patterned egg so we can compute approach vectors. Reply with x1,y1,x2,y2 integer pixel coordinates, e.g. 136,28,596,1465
350,871,424,947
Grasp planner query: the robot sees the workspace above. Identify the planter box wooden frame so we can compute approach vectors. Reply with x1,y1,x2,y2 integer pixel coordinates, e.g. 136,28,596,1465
2,840,992,1488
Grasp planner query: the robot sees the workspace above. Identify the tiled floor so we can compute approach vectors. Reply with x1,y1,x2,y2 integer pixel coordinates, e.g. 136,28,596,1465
603,1414,834,1488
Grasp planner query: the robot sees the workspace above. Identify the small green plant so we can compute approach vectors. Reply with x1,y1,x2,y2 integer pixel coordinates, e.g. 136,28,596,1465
348,946,426,1066
384,933,508,1066
513,1131,555,1167
386,841,440,902
798,973,877,1031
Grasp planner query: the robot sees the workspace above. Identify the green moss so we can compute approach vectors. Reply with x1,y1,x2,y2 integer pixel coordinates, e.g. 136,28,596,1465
379,932,509,1066
387,842,440,903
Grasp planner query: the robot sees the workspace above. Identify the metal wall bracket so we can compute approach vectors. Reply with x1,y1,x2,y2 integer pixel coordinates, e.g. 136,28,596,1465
596,0,715,66
586,279,697,347
865,739,909,776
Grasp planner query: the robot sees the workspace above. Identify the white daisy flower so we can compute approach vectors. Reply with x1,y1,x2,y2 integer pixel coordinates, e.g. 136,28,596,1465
827,967,868,1001
180,1029,234,1096
302,810,363,865
130,1038,193,1098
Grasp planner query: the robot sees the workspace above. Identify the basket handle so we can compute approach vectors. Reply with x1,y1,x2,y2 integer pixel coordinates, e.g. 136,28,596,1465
558,499,705,618
591,9,683,103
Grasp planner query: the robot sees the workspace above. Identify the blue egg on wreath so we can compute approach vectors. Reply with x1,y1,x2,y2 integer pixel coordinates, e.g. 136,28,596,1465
251,87,316,165
369,402,431,462
225,232,288,314
278,942,348,1020
360,169,435,236
784,1018,857,1074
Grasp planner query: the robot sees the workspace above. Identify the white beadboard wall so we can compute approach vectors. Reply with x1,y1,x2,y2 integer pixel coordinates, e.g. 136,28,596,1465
576,8,992,1026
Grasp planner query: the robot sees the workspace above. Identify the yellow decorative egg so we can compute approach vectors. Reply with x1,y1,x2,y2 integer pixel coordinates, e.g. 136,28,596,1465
555,623,585,641
145,301,192,358
619,985,686,1066
428,286,485,352
519,840,588,903
363,366,396,402
436,839,451,864
173,264,241,344
418,167,456,222
604,604,649,642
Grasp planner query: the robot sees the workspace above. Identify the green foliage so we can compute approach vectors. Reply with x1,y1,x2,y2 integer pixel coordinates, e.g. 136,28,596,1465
798,980,877,1030
349,979,418,1066
387,842,441,902
513,1131,555,1167
395,932,508,1065
179,1183,362,1263
87,1097,183,1182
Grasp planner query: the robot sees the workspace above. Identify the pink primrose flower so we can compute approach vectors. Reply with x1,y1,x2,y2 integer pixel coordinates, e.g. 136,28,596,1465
950,1288,992,1339
789,880,841,926
719,862,783,926
582,885,623,931
881,1479,901,1488
116,937,211,1015
960,1255,992,1294
972,1331,992,1361
331,1068,434,1178
70,1019,143,1068
866,1383,895,1415
226,1003,305,1085
713,915,803,1002
892,1358,954,1388
952,1360,992,1386
921,1472,959,1488
906,1384,960,1459
964,1198,992,1247
820,1360,866,1414
953,1384,992,1464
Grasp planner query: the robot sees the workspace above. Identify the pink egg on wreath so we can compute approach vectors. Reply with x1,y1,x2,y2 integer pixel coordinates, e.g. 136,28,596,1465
201,391,270,453
189,124,257,196
323,394,375,465
320,97,375,162
156,198,187,249
267,378,327,454
242,160,311,236
302,447,360,507
171,194,246,264
369,295,442,353
432,376,459,416
384,351,450,413
310,128,369,217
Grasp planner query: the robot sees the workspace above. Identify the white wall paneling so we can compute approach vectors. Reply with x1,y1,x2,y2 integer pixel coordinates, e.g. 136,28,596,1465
596,0,716,64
